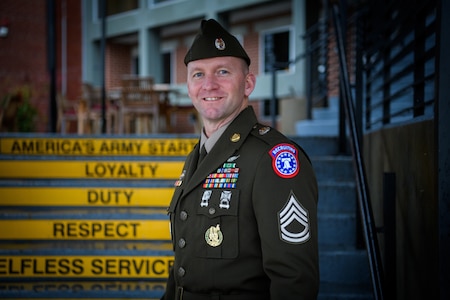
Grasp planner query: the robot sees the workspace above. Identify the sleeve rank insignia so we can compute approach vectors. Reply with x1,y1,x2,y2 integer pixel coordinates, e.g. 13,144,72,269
278,191,310,244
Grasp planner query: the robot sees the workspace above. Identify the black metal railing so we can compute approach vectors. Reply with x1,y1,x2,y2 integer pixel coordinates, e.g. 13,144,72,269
362,0,437,130
329,0,438,298
330,3,385,299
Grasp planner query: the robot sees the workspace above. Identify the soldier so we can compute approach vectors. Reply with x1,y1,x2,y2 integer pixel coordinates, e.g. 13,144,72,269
162,19,319,300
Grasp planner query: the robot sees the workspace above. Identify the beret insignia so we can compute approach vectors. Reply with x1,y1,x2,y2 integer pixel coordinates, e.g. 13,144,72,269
215,38,226,50
184,19,250,66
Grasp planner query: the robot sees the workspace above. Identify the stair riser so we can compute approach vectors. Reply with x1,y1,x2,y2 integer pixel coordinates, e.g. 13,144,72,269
319,251,371,284
318,183,356,213
290,136,340,156
312,158,354,182
318,215,357,247
0,255,173,280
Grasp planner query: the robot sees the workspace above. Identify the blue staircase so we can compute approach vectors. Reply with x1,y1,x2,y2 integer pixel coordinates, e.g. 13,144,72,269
0,132,373,299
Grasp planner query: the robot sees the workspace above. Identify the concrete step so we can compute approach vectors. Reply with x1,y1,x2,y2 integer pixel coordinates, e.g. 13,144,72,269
0,240,173,255
0,208,170,241
290,136,341,156
0,279,166,299
296,119,340,137
0,186,173,207
319,246,371,285
0,134,198,157
318,213,357,247
312,156,354,182
319,282,374,300
0,207,168,218
0,159,183,180
318,181,356,213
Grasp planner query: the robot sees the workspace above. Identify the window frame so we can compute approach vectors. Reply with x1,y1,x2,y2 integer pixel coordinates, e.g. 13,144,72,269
259,25,295,75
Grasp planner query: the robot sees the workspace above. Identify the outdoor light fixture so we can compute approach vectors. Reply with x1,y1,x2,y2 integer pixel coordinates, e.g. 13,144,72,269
0,19,9,38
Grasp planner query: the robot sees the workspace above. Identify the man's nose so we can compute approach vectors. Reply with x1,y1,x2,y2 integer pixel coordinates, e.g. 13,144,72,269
202,74,219,90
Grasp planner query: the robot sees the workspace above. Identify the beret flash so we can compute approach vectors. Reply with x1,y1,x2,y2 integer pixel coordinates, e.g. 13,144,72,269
184,19,251,66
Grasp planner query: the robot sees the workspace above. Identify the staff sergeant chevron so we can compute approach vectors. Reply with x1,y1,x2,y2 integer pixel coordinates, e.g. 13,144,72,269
0,137,197,156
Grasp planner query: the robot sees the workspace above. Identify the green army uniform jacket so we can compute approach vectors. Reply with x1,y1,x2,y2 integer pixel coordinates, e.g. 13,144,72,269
164,106,319,300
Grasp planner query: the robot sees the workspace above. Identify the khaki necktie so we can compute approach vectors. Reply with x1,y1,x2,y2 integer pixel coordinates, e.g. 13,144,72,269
197,145,207,167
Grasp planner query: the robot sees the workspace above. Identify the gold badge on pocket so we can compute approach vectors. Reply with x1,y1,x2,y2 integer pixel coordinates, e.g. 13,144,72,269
205,224,223,247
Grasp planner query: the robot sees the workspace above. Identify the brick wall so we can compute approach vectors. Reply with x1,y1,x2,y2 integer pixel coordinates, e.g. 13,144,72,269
0,0,48,131
106,43,133,89
0,0,82,132
244,26,260,76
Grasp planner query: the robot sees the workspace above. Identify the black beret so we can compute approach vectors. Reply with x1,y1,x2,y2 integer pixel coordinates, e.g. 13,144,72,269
184,19,251,66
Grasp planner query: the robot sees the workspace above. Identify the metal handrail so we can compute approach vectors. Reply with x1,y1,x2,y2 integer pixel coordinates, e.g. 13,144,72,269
330,4,385,299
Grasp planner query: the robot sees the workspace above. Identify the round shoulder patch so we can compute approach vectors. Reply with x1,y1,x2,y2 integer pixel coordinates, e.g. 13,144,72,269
269,143,300,178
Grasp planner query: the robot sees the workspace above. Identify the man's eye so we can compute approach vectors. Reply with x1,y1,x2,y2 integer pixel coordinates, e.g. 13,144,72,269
192,72,203,78
218,69,229,75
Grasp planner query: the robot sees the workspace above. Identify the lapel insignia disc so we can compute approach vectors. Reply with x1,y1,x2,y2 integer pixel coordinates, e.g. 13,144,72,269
278,192,310,244
259,126,270,135
205,224,223,247
230,133,240,142
269,143,300,178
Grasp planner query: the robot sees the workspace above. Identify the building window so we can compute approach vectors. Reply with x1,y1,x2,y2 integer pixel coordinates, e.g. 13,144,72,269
131,47,139,75
162,51,173,84
150,0,177,6
262,98,279,118
262,27,292,73
97,0,138,18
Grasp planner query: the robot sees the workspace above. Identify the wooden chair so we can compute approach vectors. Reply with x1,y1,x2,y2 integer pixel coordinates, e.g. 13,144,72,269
56,94,79,134
164,103,201,133
118,76,159,134
80,83,118,134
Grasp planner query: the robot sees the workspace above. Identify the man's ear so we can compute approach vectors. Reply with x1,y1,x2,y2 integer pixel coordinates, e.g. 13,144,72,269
244,72,256,97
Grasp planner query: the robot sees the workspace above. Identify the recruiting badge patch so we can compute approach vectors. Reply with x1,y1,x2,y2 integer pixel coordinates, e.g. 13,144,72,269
269,143,300,178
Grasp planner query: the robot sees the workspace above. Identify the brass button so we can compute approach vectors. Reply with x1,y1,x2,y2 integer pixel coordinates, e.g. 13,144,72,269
178,267,186,277
180,210,188,221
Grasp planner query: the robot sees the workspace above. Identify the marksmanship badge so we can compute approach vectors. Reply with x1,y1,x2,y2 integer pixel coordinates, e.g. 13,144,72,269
205,224,223,247
269,143,300,178
278,192,310,244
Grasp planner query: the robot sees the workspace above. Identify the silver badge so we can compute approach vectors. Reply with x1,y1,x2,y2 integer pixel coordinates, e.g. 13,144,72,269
219,191,232,209
201,190,212,207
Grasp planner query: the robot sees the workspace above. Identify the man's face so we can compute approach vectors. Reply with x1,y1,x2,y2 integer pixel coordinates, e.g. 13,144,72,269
187,56,255,130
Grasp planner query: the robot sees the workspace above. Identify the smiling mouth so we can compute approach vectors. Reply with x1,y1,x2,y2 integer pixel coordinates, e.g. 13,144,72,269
204,97,221,101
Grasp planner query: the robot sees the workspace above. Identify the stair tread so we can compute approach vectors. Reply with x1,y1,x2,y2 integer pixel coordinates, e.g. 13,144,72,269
0,279,166,299
0,243,173,255
319,282,374,299
0,179,176,187
0,207,168,219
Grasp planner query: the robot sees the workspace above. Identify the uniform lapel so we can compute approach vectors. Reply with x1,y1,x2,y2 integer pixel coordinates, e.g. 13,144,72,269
181,106,258,196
